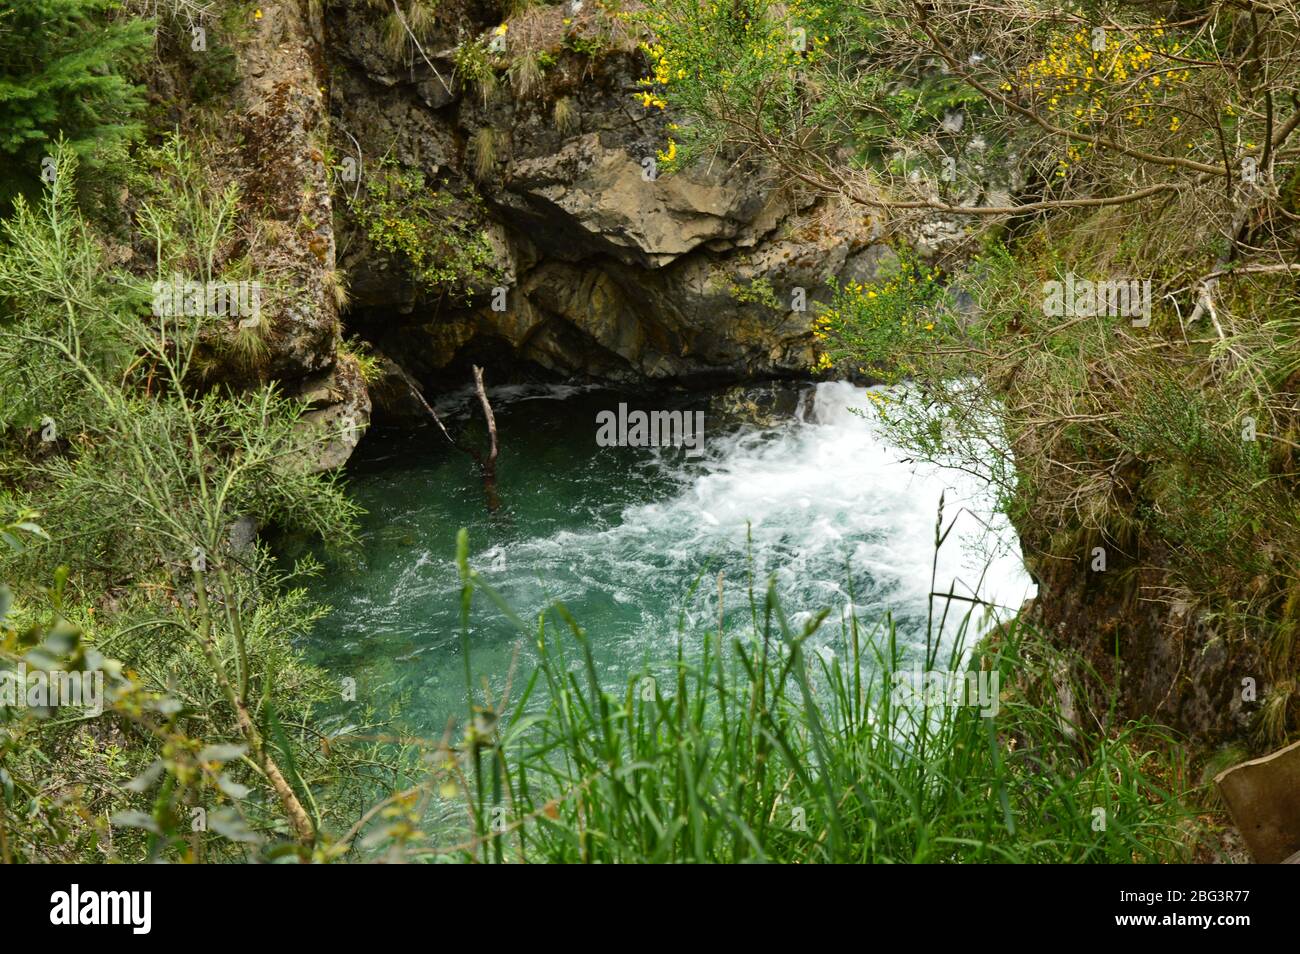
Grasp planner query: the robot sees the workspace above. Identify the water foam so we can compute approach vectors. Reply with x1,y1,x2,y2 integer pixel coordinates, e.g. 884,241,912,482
485,380,1034,657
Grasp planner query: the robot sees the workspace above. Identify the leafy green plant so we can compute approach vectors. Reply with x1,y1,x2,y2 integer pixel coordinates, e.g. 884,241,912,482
564,32,609,60
339,336,382,385
0,142,366,858
453,36,499,107
347,155,498,297
726,275,780,309
814,249,947,378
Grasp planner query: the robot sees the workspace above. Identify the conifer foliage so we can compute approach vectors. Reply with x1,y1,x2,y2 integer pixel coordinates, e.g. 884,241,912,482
0,0,150,204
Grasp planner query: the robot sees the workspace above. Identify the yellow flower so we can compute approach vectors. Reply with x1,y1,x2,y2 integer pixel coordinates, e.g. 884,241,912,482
495,24,508,35
254,8,262,19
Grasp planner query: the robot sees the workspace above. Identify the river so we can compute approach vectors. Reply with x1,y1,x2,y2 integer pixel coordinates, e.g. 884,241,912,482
304,379,1034,734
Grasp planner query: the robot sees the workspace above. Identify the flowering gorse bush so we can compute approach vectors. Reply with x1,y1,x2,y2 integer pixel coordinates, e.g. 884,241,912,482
1003,22,1197,175
629,0,841,169
813,251,946,380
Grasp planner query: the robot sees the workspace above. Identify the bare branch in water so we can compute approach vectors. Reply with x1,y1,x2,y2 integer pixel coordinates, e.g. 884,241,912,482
473,365,501,512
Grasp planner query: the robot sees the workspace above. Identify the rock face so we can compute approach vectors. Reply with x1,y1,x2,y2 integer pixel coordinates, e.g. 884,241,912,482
294,356,374,472
325,3,889,389
225,1,372,467
1018,523,1264,748
235,1,340,380
199,4,976,447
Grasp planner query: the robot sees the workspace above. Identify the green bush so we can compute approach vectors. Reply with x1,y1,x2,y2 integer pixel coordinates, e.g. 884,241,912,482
346,156,498,299
814,249,947,378
0,0,151,207
0,143,371,860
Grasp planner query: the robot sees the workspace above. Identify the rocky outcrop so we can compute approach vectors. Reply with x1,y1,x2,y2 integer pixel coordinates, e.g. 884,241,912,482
227,1,372,466
325,3,890,388
1017,516,1266,748
192,3,977,450
294,355,374,471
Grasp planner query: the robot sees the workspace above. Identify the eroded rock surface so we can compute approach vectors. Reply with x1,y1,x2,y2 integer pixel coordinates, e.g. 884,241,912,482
327,3,890,385
225,1,372,467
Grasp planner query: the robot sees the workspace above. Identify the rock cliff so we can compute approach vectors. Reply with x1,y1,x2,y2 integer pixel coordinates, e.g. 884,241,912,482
325,2,887,396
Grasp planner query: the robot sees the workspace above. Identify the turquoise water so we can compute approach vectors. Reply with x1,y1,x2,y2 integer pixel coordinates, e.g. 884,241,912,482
304,380,1033,734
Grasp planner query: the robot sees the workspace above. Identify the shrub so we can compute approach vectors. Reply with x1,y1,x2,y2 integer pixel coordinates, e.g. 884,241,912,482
0,0,151,207
0,142,369,859
346,155,498,297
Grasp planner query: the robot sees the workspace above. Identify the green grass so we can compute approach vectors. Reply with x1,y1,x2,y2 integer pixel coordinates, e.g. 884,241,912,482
356,529,1198,864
